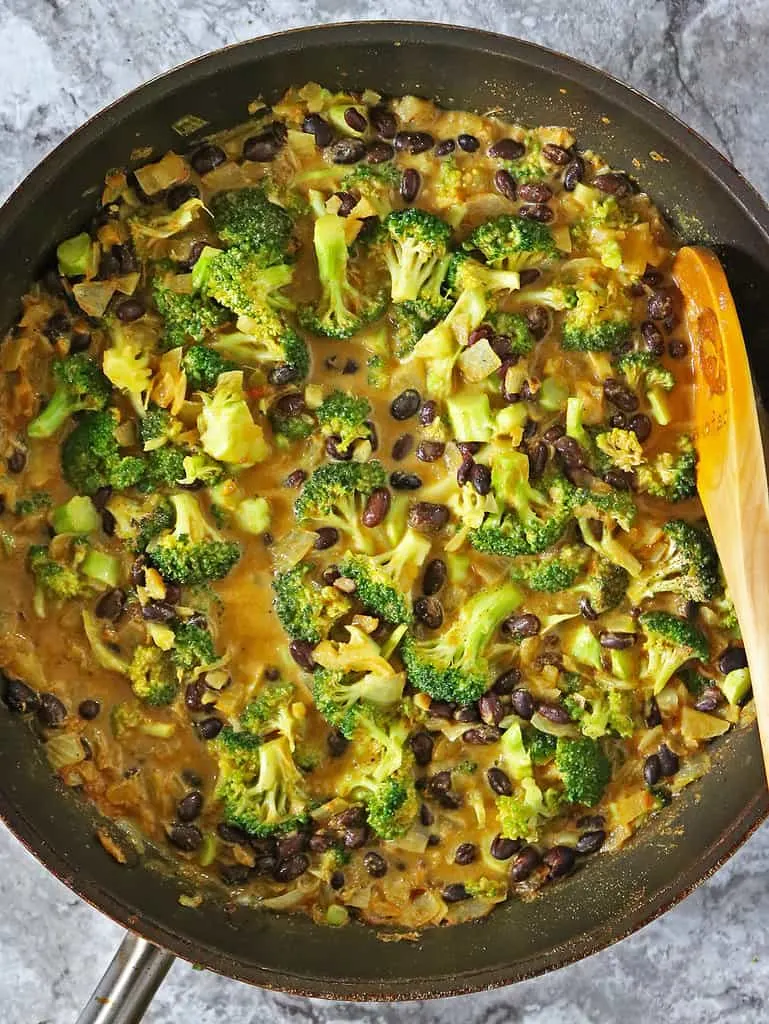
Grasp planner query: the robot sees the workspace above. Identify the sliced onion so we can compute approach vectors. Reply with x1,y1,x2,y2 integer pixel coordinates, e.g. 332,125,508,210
46,733,86,770
133,151,189,195
270,529,316,572
73,280,117,317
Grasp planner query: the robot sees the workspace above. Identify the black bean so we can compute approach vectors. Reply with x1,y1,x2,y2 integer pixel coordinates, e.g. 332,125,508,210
342,826,368,849
644,753,662,787
166,182,200,211
414,596,443,630
645,696,662,728
603,377,639,412
462,725,501,744
268,363,300,386
563,156,585,191
390,471,422,491
419,400,438,426
518,268,542,287
442,883,470,902
370,105,397,139
69,329,92,353
362,487,391,528
527,441,548,481
190,143,227,175
408,501,449,533
327,728,349,757
196,717,223,741
542,143,572,165
365,140,394,165
220,864,251,886
178,240,206,272
344,106,367,133
667,338,687,359
358,850,388,880
330,869,345,890
491,835,521,861
456,454,474,487
628,413,652,443
390,388,421,420
428,770,452,796
325,435,353,462
243,127,284,162
95,588,126,621
43,311,71,340
343,358,359,375
302,113,333,147
718,645,747,675
489,138,525,160
400,168,421,203
457,133,480,152
273,853,309,882
289,639,316,672
537,702,571,725
510,687,535,720
141,600,176,623
470,463,492,495
455,705,480,724
641,320,665,356
184,680,206,712
695,687,723,713
327,137,366,164
543,845,575,879
391,433,413,461
435,139,456,157
100,509,116,536
313,526,339,551
511,846,541,881
394,131,434,154
502,613,541,639
276,833,308,860
99,251,121,278
284,468,307,489
519,203,554,223
322,565,341,585
177,791,203,822
599,630,636,650
519,182,553,203
37,692,67,728
575,830,606,855
478,693,504,726
553,434,586,468
168,823,203,852
419,561,446,599
455,441,483,456
77,698,100,721
494,169,517,201
416,440,445,463
594,172,633,197
493,668,521,695
115,298,144,323
409,731,434,766
454,843,477,866
658,743,680,777
487,766,513,797
215,822,250,845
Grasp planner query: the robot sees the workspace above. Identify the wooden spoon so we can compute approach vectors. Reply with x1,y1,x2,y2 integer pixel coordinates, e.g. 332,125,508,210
673,245,769,781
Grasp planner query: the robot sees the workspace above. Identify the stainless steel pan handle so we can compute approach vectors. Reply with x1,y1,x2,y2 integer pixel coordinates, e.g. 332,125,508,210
75,932,174,1024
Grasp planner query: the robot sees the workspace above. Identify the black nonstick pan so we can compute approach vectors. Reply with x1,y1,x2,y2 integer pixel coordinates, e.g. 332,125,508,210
1,21,768,1021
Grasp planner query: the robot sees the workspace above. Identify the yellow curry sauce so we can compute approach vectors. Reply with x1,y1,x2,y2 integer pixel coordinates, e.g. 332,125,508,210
0,84,750,930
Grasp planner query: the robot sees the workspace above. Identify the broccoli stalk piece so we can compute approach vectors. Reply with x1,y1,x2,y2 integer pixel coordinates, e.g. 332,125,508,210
524,727,557,764
152,280,230,352
400,582,524,704
182,346,236,391
627,519,720,606
555,737,611,806
209,188,296,264
273,563,351,645
464,215,559,271
294,460,387,552
28,354,111,439
128,646,178,706
636,436,697,503
210,311,309,381
61,410,146,495
639,611,709,694
298,213,386,339
573,486,641,577
339,528,432,624
315,391,372,454
380,209,452,303
146,492,241,584
197,371,270,467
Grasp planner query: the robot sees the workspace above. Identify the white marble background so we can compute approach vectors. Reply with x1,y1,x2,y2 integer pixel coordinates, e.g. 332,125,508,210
2,2,769,1022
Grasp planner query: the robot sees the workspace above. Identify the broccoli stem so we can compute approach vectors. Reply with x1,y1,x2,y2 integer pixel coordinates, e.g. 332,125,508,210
28,390,77,439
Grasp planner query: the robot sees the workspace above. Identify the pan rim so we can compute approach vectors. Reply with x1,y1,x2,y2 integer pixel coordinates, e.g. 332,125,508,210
1,19,768,1001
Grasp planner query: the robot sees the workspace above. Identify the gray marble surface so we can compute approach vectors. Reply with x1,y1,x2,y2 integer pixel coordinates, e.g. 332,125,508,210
2,1,769,1021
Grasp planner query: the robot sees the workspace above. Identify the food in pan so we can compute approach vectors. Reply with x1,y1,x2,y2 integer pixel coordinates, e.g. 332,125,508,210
0,83,751,930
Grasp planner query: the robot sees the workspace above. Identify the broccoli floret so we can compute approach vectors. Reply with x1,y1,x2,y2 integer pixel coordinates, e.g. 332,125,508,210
239,684,298,739
211,312,309,380
510,545,590,592
400,582,523,704
594,428,645,473
377,209,453,304
465,214,559,271
200,248,294,319
313,666,404,739
487,311,536,356
560,283,633,352
388,303,430,359
524,728,557,764
197,371,270,467
627,520,720,606
171,621,217,674
555,737,611,806
27,543,86,602
573,487,640,576
128,645,178,706
364,770,419,840
15,492,53,518
214,731,309,838
27,354,111,439
298,213,386,339
138,406,181,452
341,163,400,219
61,411,146,495
273,563,351,645
147,492,240,584
152,280,230,351
615,352,675,393
142,446,186,489
637,436,697,502
339,528,431,624
269,404,315,443
580,558,630,614
107,495,175,552
209,188,296,264
183,346,236,391
445,251,522,303
294,460,387,551
639,610,709,694
496,777,562,842
315,391,372,454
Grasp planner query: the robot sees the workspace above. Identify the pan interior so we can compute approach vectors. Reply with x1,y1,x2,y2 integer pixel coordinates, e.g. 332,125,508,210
1,23,767,999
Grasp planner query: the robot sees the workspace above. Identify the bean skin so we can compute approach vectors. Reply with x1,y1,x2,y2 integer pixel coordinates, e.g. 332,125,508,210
628,413,652,442
288,640,316,672
604,378,639,412
580,596,598,621
344,107,367,133
454,843,477,865
390,471,422,491
510,688,534,719
435,139,456,157
644,753,662,787
718,645,747,675
314,526,339,550
416,440,445,463
328,138,366,164
543,845,575,879
369,105,397,139
527,441,548,481
190,143,226,175
510,846,541,882
302,113,333,147
594,172,633,198
470,463,492,495
518,182,553,203
478,693,503,726
78,699,100,720
502,613,541,639
493,668,521,695
407,502,449,532
363,851,388,878
362,488,391,528
518,203,554,223
599,630,636,650
273,854,309,882
390,389,421,420
95,588,126,621
641,320,665,356
658,743,680,777
537,702,571,725
491,835,521,860
419,400,438,426
177,791,203,822
442,883,470,902
393,131,434,154
542,143,572,165
243,129,284,162
38,693,67,728
668,338,688,359
366,141,394,164
462,725,501,744
457,133,480,152
168,823,203,852
391,433,413,461
409,731,434,766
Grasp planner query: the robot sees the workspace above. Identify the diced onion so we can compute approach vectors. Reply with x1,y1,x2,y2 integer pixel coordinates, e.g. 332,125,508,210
270,529,318,572
72,280,117,317
458,338,502,382
133,151,189,195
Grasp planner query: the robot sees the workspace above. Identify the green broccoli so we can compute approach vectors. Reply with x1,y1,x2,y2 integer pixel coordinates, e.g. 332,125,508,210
128,645,178,706
637,436,697,503
339,528,431,624
107,495,175,552
198,247,295,319
615,351,675,425
315,391,372,454
239,684,298,740
487,311,536,356
27,543,87,603
464,214,559,270
171,621,217,674
210,311,309,380
138,406,181,452
27,354,111,439
524,728,557,764
341,163,400,219
555,737,611,806
444,251,523,303
273,563,351,645
147,492,241,584
572,486,640,576
298,213,387,338
269,403,315,443
313,668,405,739
15,492,53,518
399,582,523,704
579,558,630,614
363,770,419,840
183,346,236,391
510,545,590,592
197,371,270,467
496,777,562,841
152,280,230,351
627,519,720,606
209,187,296,264
294,460,387,552
61,411,146,495
639,610,709,694
559,283,633,352
378,208,453,303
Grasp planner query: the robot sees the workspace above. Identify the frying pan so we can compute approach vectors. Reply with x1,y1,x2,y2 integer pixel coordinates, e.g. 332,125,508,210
2,20,769,1021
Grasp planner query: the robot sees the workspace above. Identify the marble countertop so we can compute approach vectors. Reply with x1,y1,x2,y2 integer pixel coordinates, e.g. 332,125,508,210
2,2,769,1022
